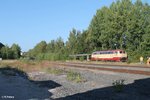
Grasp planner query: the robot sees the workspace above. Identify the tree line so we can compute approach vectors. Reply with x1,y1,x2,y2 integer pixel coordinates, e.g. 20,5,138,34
0,43,21,59
27,0,150,62
26,29,88,61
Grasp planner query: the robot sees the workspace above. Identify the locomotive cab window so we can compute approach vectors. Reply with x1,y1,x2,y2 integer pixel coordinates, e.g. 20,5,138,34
119,51,125,54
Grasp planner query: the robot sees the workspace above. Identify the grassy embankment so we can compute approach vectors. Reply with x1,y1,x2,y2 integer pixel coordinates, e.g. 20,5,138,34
0,60,85,83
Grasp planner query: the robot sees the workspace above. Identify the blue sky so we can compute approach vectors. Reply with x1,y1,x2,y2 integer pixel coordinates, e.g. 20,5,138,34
0,0,149,51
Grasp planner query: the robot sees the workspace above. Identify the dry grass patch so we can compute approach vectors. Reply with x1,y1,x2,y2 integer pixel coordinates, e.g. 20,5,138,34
45,67,64,75
67,70,86,83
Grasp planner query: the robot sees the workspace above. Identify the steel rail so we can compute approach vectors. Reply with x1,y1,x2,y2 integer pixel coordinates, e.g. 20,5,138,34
51,62,150,76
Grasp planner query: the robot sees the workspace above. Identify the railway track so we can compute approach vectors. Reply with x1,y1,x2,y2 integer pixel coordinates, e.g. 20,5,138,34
65,62,150,68
50,62,150,76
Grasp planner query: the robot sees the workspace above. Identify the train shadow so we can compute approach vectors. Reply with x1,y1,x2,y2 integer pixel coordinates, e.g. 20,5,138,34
0,66,61,100
56,78,150,100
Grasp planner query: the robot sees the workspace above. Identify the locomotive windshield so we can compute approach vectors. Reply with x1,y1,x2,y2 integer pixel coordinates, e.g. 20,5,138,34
120,51,125,54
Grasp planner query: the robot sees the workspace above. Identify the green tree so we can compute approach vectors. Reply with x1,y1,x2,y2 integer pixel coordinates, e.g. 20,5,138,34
1,46,13,59
46,40,56,53
11,44,21,59
66,29,77,54
34,41,47,54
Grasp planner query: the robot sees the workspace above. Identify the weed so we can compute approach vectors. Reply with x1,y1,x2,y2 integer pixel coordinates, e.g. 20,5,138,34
67,71,85,83
112,79,125,92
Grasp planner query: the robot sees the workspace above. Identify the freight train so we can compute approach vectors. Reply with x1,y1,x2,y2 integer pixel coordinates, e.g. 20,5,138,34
91,49,127,62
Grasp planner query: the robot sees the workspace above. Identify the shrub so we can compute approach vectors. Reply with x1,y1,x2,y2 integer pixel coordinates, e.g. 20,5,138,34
79,56,85,61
